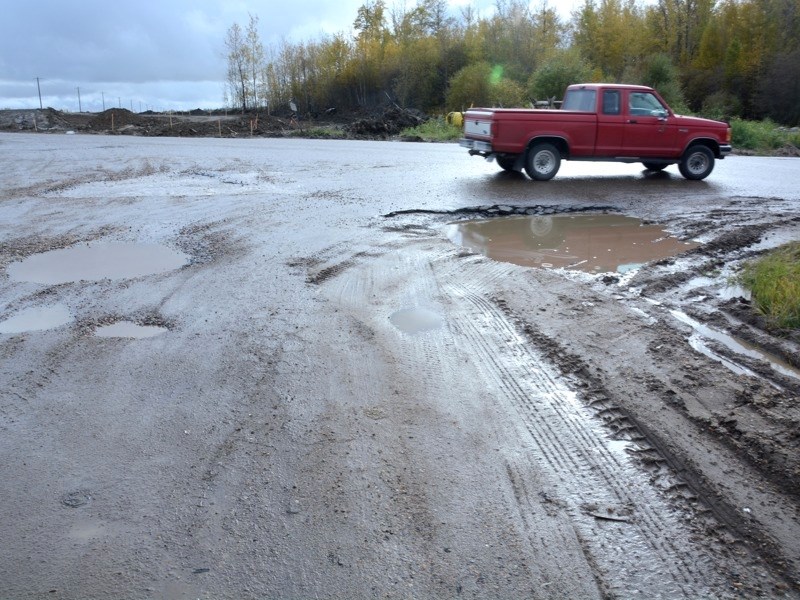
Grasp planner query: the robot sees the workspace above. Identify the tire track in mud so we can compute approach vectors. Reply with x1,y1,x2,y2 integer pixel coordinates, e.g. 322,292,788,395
439,260,732,598
296,237,760,596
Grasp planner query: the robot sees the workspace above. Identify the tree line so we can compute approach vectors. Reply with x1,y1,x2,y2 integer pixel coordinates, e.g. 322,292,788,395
225,0,800,125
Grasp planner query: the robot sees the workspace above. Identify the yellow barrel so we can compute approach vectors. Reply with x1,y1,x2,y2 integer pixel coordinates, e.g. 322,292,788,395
446,111,464,127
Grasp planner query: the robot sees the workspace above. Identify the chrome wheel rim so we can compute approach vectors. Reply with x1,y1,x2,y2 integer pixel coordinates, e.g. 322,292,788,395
687,152,709,175
534,150,556,175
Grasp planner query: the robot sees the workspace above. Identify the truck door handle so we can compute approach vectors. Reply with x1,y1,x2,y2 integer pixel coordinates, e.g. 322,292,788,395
628,119,638,124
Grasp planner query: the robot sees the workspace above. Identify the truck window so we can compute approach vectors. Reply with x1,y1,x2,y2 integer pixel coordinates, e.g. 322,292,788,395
562,89,597,112
602,90,620,115
629,92,667,117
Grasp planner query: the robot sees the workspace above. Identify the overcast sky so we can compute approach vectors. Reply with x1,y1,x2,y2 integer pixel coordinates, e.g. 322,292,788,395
0,0,577,112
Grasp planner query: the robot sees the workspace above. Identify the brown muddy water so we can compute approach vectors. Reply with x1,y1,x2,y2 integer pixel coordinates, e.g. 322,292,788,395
445,214,698,274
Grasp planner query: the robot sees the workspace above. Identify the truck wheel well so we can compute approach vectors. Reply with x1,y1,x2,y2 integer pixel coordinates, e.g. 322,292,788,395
685,138,721,158
527,137,569,158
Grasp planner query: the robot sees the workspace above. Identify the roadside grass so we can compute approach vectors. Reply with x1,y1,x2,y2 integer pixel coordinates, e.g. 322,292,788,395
737,242,800,329
401,117,462,141
731,118,800,153
286,125,347,139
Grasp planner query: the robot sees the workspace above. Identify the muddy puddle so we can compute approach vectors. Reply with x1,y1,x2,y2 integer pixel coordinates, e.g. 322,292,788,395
7,242,189,285
445,214,698,273
0,304,72,333
389,307,444,334
671,310,800,383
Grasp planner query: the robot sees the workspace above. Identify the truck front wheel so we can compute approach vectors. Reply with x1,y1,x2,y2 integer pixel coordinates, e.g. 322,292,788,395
525,143,561,181
679,145,715,180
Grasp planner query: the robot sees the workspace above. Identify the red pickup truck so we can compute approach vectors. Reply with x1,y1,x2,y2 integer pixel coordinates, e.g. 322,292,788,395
459,83,732,180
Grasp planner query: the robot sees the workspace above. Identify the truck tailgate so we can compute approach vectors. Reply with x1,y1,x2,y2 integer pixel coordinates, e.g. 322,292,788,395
463,110,493,138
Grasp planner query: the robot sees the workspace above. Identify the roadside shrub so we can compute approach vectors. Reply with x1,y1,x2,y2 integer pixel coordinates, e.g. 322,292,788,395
738,242,800,329
701,91,741,121
446,62,527,110
731,118,786,151
527,49,592,103
641,53,687,113
400,117,462,141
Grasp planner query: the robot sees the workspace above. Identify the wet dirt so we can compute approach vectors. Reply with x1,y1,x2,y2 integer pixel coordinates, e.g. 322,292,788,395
1,133,799,599
93,321,168,338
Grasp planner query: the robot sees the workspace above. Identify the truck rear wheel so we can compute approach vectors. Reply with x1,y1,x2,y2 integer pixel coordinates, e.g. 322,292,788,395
496,155,518,171
678,145,715,180
525,143,561,181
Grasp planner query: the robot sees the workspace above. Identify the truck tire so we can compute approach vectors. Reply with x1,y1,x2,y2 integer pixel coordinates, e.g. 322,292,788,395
496,155,518,171
678,145,715,180
642,162,667,172
525,143,561,181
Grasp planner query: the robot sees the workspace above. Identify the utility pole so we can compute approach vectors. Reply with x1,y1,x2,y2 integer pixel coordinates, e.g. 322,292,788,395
76,87,82,112
35,77,42,109
101,91,106,111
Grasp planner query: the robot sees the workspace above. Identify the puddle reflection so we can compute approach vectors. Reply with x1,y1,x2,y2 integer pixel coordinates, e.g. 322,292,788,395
446,214,698,274
0,304,72,333
389,307,443,334
8,242,189,285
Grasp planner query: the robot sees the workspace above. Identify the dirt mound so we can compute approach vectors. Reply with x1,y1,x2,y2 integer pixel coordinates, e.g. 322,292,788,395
88,108,144,130
347,107,426,138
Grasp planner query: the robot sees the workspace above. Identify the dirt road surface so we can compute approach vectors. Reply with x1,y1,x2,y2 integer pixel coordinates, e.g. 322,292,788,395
1,132,799,599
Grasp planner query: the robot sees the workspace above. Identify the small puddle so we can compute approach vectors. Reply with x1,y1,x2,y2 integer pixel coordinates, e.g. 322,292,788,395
671,310,800,382
445,214,698,273
94,321,168,338
7,242,189,285
0,304,72,333
389,307,443,334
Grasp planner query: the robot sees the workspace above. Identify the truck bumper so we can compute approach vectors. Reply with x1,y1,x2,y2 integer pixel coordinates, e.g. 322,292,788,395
459,138,492,154
719,144,732,158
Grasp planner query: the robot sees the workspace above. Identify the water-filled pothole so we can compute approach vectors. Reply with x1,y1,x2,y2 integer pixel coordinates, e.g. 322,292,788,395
445,214,699,274
0,304,72,333
94,321,168,338
7,242,189,284
389,307,444,334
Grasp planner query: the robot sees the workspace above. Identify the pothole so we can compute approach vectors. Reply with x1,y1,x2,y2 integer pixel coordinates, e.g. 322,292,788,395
7,242,189,284
0,304,72,333
389,307,444,334
445,214,699,274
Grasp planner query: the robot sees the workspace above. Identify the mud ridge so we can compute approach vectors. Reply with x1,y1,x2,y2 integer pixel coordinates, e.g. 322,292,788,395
382,203,616,219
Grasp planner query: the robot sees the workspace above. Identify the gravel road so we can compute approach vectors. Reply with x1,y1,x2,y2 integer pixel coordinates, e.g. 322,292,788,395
1,132,799,599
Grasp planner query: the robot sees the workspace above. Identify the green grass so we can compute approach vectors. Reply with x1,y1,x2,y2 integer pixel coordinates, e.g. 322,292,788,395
401,117,463,142
738,242,800,329
286,125,347,139
730,118,800,152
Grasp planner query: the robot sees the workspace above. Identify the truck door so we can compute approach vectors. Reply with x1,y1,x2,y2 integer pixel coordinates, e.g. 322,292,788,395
594,89,625,156
622,91,678,157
